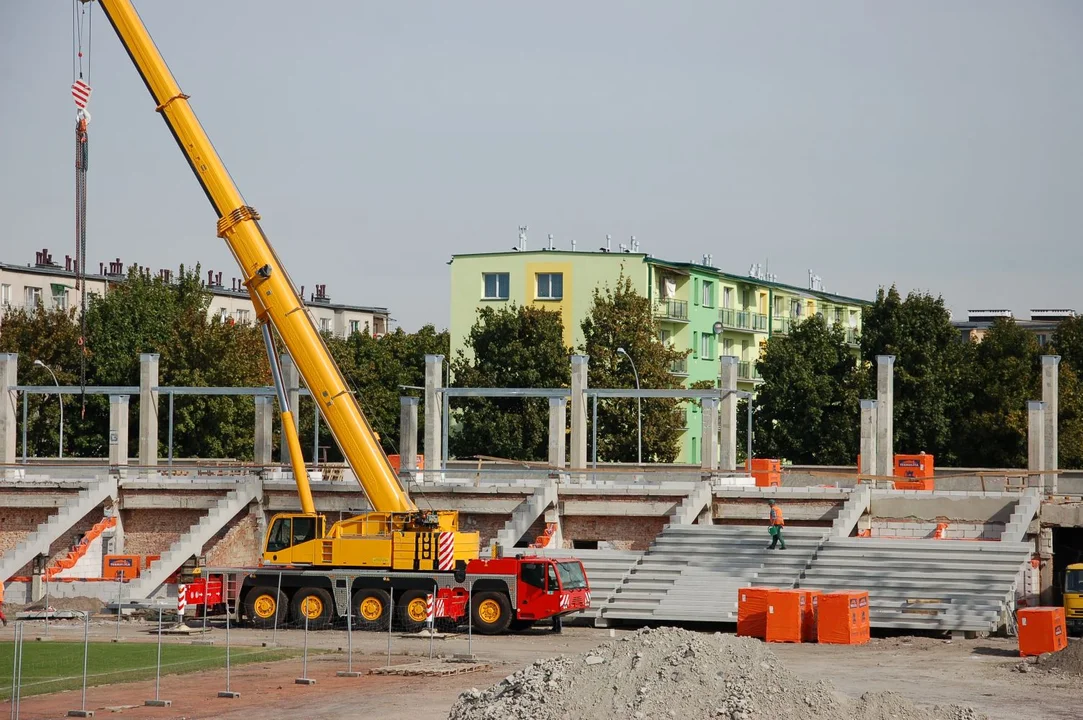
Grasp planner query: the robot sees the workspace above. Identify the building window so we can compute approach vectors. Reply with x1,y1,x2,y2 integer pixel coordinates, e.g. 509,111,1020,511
773,297,785,317
1037,334,1049,347
692,331,699,359
50,285,68,311
849,309,857,327
700,332,714,360
741,339,750,360
483,272,509,300
349,320,360,335
835,307,843,324
790,299,802,318
0,284,9,306
722,338,734,357
218,307,229,320
536,273,563,300
319,317,331,332
25,287,42,307
659,329,672,346
702,281,714,308
235,309,250,323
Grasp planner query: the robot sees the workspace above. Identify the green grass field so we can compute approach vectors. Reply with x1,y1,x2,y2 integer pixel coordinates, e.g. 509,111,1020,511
0,641,303,699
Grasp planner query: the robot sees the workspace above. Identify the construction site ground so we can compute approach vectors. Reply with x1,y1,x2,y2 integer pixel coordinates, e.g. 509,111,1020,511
0,619,1078,720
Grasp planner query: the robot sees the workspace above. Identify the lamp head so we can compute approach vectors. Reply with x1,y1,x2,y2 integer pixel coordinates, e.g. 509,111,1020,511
617,347,627,356
33,359,45,368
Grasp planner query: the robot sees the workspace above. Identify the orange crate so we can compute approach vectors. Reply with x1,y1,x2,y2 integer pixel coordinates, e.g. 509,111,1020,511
766,589,805,643
894,454,934,490
102,554,141,580
817,590,870,645
1017,607,1067,657
746,458,781,487
800,589,821,642
386,454,425,473
737,587,773,639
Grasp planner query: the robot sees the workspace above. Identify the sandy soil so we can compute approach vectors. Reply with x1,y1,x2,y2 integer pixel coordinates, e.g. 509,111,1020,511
2,620,1079,720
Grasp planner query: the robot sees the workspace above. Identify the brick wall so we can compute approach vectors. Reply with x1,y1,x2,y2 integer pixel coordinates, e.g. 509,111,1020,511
459,514,506,547
120,508,204,556
0,505,108,577
561,515,666,551
205,506,262,566
870,519,1005,540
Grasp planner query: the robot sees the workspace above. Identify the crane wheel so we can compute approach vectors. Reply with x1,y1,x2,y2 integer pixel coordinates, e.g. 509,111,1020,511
397,589,431,633
244,586,287,629
471,591,512,635
290,587,334,629
351,588,391,631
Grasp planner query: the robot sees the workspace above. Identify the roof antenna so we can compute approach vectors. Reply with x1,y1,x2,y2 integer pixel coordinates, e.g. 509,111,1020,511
518,225,528,251
547,233,554,250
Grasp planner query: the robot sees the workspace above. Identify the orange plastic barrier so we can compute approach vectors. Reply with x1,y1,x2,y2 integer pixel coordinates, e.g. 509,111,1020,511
387,454,425,473
746,458,781,487
817,590,870,645
800,589,821,642
766,589,805,643
102,554,142,580
1017,607,1067,657
737,587,774,639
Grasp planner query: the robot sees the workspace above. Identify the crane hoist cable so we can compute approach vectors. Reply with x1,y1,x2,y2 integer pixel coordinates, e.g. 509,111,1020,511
72,0,93,417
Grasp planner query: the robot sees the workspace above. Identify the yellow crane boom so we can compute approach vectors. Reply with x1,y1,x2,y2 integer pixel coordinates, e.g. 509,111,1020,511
95,0,416,515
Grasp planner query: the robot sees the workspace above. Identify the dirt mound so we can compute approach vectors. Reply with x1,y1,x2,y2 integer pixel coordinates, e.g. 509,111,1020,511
18,596,105,614
1035,638,1083,676
448,627,986,720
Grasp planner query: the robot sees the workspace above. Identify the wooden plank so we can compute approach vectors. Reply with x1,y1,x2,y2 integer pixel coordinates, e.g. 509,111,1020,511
369,661,491,677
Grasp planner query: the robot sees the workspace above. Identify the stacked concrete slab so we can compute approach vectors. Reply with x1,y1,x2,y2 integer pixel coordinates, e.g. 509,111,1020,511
799,536,1032,631
600,524,828,624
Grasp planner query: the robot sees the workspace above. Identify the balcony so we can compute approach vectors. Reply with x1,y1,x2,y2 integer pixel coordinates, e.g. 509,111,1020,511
718,308,769,333
654,298,689,322
771,315,793,335
668,356,689,376
845,327,860,347
737,361,762,382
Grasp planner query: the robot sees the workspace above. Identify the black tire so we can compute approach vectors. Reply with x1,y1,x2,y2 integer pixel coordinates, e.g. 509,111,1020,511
397,589,431,633
290,587,334,629
244,586,287,629
509,619,535,633
351,588,392,631
472,591,513,635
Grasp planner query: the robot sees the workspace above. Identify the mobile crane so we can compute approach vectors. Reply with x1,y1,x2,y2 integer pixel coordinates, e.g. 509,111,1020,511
91,0,590,633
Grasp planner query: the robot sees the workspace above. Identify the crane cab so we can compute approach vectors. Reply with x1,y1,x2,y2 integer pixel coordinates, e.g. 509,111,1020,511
1066,563,1083,634
262,513,327,565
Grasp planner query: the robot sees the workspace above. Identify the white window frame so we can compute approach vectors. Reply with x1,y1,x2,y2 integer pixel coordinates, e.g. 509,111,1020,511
702,281,714,308
0,284,10,307
482,272,509,300
319,317,332,332
349,319,360,334
25,287,42,307
722,286,733,309
722,338,734,357
235,309,250,323
701,333,714,360
536,273,563,300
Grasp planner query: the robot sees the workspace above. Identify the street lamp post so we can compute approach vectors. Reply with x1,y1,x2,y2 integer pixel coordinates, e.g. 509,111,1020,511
34,360,63,459
616,348,642,465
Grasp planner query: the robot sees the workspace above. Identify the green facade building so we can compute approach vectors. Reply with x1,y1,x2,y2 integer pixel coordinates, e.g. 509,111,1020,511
449,248,869,463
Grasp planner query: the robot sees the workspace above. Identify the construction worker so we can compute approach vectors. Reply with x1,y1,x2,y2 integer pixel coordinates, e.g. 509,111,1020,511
767,499,786,550
0,580,7,626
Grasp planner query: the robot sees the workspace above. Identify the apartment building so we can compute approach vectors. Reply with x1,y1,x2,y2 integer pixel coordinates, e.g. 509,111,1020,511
955,309,1074,347
449,242,870,463
0,248,390,339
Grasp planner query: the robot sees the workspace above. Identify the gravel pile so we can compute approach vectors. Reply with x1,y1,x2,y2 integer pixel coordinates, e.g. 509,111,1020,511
1035,638,1083,676
449,627,985,720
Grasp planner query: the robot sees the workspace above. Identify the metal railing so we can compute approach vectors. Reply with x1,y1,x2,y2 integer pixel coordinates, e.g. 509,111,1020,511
668,357,688,375
771,315,793,335
653,298,689,322
846,327,860,346
719,308,768,332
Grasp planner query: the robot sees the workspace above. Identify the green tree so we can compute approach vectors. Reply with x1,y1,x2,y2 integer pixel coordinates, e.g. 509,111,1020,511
859,285,968,465
1051,316,1083,373
580,275,690,463
952,318,1040,467
450,305,570,461
752,315,860,464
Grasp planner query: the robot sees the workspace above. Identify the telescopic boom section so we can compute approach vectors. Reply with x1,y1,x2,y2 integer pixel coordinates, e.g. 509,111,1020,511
96,0,417,515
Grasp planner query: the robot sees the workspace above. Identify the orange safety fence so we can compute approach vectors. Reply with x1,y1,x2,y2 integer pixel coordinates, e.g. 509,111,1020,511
43,516,117,580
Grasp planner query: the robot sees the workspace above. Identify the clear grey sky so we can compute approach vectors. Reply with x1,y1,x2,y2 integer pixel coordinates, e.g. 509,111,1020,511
3,1,1081,330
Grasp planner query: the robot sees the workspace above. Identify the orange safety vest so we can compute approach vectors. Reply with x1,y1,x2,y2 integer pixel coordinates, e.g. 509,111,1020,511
0,581,5,603
769,505,784,526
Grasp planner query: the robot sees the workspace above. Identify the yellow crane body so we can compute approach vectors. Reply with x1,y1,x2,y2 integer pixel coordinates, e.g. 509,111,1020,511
94,0,479,572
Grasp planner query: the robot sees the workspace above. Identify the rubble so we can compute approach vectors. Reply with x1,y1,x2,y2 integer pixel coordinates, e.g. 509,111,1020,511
1034,638,1083,676
448,627,987,720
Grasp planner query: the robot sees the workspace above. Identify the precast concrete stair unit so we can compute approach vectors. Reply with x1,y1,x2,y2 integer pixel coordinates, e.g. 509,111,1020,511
494,481,557,550
1001,489,1040,543
602,524,828,624
799,536,1033,632
531,547,643,622
669,482,713,525
127,481,260,599
0,477,117,582
830,485,870,537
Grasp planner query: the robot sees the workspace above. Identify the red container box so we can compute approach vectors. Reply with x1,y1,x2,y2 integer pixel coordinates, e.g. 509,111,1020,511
737,587,773,639
766,589,805,643
1017,607,1067,657
817,590,870,645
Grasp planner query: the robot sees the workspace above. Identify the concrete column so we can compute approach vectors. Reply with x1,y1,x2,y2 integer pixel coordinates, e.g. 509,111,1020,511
1027,400,1045,491
400,396,419,474
0,353,16,472
109,395,130,477
280,353,300,465
1042,355,1060,493
875,355,895,477
719,356,738,471
700,397,719,470
859,399,878,478
547,397,567,469
424,354,444,473
254,395,274,466
570,355,589,471
138,353,159,474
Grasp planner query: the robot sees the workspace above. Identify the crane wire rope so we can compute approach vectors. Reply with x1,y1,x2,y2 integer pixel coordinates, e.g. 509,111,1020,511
73,0,93,417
